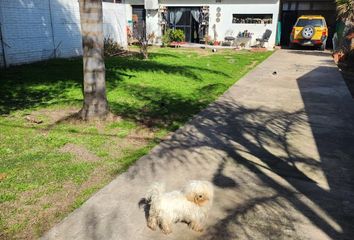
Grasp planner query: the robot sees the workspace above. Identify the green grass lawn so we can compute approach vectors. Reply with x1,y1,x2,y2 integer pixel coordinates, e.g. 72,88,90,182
0,47,272,239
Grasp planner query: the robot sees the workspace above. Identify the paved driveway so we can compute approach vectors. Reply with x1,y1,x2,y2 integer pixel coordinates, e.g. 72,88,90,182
43,50,354,240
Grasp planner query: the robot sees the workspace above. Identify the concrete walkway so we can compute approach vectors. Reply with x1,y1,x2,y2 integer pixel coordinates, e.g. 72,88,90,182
42,50,354,240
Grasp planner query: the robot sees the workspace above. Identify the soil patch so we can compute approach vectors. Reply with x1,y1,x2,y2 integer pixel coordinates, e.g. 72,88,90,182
34,108,79,124
60,143,100,162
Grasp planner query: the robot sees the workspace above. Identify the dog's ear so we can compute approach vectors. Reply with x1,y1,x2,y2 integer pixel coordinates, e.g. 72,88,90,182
185,192,196,203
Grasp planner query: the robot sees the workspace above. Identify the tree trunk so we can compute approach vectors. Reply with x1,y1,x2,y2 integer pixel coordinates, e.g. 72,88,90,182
78,0,109,120
140,41,149,60
137,20,148,59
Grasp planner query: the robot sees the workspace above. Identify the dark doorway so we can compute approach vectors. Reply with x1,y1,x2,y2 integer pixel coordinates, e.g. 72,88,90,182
167,7,203,43
281,11,298,47
132,5,146,40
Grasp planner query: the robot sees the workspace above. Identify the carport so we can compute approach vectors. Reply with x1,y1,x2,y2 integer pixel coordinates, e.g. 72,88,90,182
279,0,336,48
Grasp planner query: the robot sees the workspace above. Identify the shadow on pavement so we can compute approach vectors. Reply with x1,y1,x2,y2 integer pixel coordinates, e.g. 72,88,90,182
131,66,354,239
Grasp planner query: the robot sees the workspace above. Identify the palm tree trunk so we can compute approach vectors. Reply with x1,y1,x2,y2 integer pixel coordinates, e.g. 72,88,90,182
78,0,109,120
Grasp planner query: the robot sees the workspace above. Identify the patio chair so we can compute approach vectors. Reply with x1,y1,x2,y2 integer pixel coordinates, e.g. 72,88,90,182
223,30,235,46
256,29,272,48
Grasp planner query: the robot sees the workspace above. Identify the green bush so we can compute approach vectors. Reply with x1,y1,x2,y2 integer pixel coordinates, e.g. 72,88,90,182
162,29,185,45
162,31,171,46
170,29,185,42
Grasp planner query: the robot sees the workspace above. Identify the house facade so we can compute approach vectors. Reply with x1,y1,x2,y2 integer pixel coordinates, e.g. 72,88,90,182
0,0,338,67
123,0,280,48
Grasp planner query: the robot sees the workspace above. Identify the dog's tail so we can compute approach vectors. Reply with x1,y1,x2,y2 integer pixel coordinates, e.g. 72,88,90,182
146,182,165,203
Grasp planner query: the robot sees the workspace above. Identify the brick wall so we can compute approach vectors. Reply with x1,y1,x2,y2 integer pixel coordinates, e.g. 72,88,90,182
0,0,127,67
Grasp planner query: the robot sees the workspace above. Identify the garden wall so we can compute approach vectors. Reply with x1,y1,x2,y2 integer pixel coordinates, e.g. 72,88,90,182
0,0,127,67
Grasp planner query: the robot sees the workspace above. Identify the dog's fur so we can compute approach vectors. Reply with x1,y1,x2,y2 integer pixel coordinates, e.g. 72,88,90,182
145,180,214,234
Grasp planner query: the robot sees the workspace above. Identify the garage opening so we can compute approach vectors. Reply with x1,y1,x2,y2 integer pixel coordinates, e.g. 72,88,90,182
280,1,336,48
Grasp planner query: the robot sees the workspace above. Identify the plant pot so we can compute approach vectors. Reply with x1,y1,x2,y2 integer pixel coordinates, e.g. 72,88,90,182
333,51,345,64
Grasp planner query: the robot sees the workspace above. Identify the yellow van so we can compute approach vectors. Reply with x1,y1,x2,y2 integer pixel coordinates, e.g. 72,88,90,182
290,15,328,50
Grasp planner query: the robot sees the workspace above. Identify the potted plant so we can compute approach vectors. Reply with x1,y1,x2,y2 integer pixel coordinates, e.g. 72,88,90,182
204,35,212,45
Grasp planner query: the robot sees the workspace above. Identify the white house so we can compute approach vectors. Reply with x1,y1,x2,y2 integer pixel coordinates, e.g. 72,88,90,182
123,0,280,48
0,0,281,67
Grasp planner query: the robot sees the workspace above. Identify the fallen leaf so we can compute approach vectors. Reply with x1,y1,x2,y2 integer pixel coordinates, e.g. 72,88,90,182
0,173,7,181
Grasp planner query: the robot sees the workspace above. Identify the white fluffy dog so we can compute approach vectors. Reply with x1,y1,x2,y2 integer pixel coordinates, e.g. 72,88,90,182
145,180,214,234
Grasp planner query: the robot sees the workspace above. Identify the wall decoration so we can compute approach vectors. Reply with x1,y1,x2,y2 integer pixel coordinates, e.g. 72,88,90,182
215,6,221,24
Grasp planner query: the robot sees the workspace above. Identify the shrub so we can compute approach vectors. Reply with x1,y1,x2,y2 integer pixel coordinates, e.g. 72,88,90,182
162,29,185,45
170,29,185,42
162,31,171,46
336,0,354,22
147,32,156,45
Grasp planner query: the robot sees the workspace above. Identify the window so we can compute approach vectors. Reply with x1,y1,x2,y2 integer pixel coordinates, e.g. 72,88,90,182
296,19,325,27
298,3,311,10
282,1,335,11
313,2,334,10
282,3,289,11
232,14,273,24
103,0,122,3
290,3,296,11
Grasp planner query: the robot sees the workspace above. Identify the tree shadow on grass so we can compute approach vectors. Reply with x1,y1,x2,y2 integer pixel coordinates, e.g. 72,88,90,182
0,59,83,115
0,54,229,116
106,55,230,86
147,51,182,59
109,82,209,129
